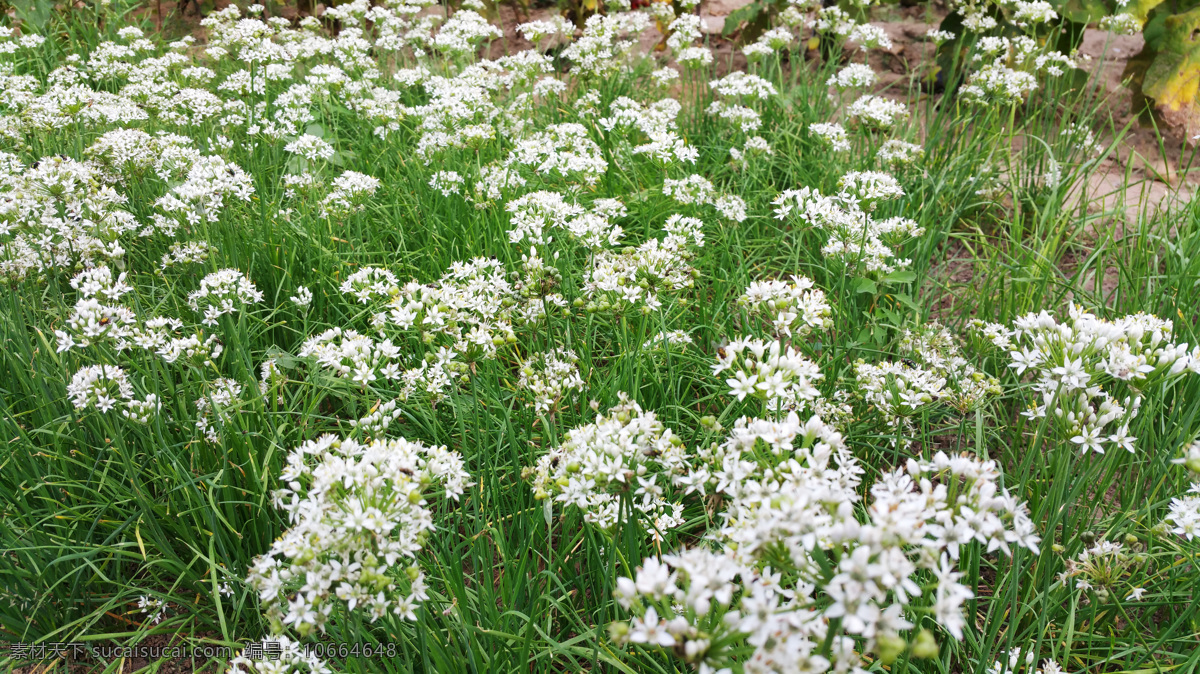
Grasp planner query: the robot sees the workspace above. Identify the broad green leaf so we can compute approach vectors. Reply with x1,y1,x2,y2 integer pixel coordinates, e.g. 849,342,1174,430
852,277,878,295
12,0,54,29
892,292,922,312
883,270,917,285
723,2,760,36
723,0,768,39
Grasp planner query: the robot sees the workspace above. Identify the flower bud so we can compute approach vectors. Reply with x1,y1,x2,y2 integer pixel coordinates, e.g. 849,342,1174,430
876,633,906,665
911,628,938,659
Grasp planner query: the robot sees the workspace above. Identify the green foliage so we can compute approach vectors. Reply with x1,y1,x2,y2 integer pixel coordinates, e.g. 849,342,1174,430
0,3,1197,674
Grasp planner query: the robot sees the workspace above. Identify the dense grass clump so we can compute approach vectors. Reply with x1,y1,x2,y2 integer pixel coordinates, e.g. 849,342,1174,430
1,2,1199,673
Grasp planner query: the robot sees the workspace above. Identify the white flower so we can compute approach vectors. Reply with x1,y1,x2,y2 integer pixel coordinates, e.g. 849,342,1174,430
810,122,851,153
284,134,335,161
1070,426,1104,454
247,435,470,636
291,286,314,307
188,269,264,326
519,347,585,414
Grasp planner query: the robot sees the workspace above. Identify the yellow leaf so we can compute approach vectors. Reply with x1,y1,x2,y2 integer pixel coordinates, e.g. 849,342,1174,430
135,520,147,560
1141,6,1200,136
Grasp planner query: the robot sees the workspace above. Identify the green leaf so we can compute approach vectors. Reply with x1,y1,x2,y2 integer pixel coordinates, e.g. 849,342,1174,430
892,292,922,313
263,347,299,369
12,0,55,29
852,277,878,295
723,0,767,39
882,270,917,285
284,155,310,174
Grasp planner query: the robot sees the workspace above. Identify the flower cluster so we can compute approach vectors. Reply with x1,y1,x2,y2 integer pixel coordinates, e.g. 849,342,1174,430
985,649,1068,674
67,364,134,414
300,329,401,385
846,95,909,131
195,377,245,444
320,171,381,218
1166,440,1200,540
246,435,469,637
611,412,1040,673
773,172,923,275
975,306,1199,454
810,122,851,153
526,393,687,538
898,323,1002,413
662,175,748,223
188,269,265,326
0,155,140,279
583,215,703,313
712,337,823,413
738,275,833,337
55,298,138,353
853,323,1002,434
959,37,1077,106
855,359,946,425
518,347,585,414
1056,538,1148,605
506,191,623,248
156,156,255,226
